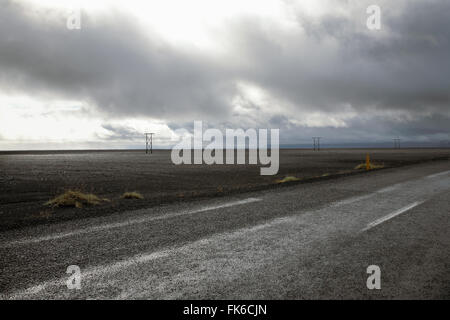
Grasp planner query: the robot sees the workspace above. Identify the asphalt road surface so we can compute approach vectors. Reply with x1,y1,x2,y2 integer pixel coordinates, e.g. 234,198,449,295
1,160,449,299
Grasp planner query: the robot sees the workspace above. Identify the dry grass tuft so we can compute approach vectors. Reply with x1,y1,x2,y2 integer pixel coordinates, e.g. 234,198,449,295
121,191,144,200
354,163,385,170
275,176,301,183
45,190,108,208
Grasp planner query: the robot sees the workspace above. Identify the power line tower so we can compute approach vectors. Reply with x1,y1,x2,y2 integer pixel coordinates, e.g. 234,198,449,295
312,137,322,151
393,138,401,149
145,132,155,154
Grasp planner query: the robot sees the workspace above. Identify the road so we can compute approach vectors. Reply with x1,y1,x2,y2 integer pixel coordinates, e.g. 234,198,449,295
1,160,449,299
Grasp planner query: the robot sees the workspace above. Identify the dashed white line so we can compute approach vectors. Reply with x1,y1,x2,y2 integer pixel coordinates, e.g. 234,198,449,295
376,183,402,193
330,194,375,207
361,201,424,232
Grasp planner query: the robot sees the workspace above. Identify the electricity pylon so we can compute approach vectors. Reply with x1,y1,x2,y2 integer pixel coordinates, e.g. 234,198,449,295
312,137,322,151
393,138,401,149
145,133,154,154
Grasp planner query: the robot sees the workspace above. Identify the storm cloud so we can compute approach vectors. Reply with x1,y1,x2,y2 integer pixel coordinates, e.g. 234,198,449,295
0,0,449,147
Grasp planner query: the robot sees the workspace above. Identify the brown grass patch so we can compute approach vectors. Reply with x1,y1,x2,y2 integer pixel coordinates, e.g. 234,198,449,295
45,190,109,208
354,163,385,170
275,176,301,183
121,191,144,200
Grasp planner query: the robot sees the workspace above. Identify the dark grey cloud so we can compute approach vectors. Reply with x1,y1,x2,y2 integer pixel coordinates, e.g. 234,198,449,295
0,0,449,144
0,0,236,121
230,0,450,115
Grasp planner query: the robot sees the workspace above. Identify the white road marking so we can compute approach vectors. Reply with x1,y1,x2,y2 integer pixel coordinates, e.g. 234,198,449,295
329,181,406,207
4,191,383,247
427,170,450,179
3,197,262,247
330,194,375,207
2,189,413,298
376,183,402,193
3,249,172,300
4,197,430,299
4,216,292,299
361,201,424,232
0,179,409,248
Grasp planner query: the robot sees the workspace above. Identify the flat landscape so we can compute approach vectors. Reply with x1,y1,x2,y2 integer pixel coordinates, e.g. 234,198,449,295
0,148,449,231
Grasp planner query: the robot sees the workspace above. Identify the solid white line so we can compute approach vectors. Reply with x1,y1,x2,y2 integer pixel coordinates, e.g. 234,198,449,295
427,170,450,179
361,201,424,232
3,197,262,247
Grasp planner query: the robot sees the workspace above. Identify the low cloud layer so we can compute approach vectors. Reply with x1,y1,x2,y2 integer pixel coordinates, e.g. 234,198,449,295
0,0,449,149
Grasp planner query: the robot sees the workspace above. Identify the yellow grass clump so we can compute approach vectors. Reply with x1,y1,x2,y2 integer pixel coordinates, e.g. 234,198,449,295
275,176,301,183
121,191,144,200
45,190,109,208
354,163,385,170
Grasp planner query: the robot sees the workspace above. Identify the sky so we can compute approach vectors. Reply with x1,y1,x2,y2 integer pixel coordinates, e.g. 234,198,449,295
0,0,449,150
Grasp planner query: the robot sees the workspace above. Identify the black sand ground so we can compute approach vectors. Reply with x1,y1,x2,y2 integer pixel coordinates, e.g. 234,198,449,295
0,148,449,231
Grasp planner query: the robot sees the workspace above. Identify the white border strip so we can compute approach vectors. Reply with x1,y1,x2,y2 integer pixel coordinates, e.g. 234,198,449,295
361,201,423,232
